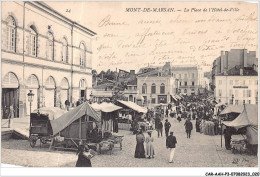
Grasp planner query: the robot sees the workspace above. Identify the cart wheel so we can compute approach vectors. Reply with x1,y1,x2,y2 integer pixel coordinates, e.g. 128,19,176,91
30,139,37,148
40,138,47,144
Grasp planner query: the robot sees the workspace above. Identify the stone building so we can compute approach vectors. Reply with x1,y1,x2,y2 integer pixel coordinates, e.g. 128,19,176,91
1,1,96,118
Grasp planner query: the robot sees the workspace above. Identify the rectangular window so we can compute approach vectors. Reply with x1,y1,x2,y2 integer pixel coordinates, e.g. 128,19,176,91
219,89,222,97
229,99,233,104
151,98,156,104
235,100,239,105
185,82,187,86
248,100,251,104
229,89,233,97
243,90,246,97
248,90,251,97
192,81,194,86
235,90,238,97
143,96,147,104
180,82,182,86
243,100,245,104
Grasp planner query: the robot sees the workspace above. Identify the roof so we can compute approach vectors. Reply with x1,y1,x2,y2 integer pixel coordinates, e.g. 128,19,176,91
91,102,122,113
217,66,258,76
220,105,244,115
50,102,100,135
33,1,96,36
223,105,257,127
116,100,147,113
137,69,159,77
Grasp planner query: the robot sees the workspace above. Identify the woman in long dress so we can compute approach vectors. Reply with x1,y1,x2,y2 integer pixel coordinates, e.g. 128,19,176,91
145,131,155,158
134,129,146,158
76,140,92,167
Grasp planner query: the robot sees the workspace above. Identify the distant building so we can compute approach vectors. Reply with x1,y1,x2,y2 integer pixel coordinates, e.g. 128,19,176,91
215,66,258,105
137,62,177,107
212,49,258,105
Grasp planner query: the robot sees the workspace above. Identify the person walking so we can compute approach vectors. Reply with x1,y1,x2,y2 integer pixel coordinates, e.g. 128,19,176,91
76,140,92,167
165,108,169,118
166,132,177,163
145,131,155,159
134,129,146,158
157,120,163,137
184,119,193,138
164,119,171,137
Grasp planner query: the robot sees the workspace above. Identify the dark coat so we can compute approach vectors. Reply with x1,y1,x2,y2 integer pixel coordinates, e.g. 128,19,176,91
184,120,193,131
76,145,92,167
164,122,171,130
166,135,177,148
158,122,163,129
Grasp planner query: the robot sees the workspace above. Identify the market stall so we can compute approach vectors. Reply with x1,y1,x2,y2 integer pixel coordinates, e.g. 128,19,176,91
49,101,101,151
115,100,147,132
223,104,258,155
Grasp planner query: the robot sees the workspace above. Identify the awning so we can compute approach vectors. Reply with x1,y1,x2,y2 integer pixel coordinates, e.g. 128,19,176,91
33,107,67,120
222,104,258,144
91,102,122,113
220,105,244,115
215,102,226,107
116,100,147,113
50,101,101,135
171,95,178,101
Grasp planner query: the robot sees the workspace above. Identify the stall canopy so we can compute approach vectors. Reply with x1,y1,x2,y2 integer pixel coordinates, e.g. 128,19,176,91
91,102,122,113
171,95,178,101
220,105,244,115
33,107,67,120
223,104,258,144
215,102,226,107
116,100,147,113
50,101,101,135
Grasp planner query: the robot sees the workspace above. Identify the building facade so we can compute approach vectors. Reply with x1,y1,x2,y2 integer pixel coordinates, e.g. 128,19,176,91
215,74,258,105
137,62,177,107
1,1,96,118
171,66,200,95
212,49,258,89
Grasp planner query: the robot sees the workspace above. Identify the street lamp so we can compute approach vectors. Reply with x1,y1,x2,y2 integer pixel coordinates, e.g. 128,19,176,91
27,90,34,115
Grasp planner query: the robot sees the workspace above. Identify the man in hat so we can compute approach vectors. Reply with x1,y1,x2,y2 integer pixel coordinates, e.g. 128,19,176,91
164,119,171,137
184,118,193,138
166,131,177,163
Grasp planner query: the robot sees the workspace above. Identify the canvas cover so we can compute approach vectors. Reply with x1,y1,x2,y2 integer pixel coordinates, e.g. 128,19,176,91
50,102,101,135
223,104,258,144
117,100,147,113
33,107,67,120
91,102,122,113
220,105,244,115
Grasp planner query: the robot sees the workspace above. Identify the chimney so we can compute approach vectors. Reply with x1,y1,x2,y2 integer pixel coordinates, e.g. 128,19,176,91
130,70,135,75
220,51,225,73
243,49,247,67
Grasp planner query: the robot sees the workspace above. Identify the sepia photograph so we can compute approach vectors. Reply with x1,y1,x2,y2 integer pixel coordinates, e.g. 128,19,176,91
0,0,259,176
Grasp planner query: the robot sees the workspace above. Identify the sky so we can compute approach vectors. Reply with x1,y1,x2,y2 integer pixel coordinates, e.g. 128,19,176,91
46,1,258,73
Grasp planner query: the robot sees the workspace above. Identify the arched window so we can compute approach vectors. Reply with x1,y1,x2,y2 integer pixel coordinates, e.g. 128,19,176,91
29,25,37,56
160,83,165,94
47,32,54,60
142,83,147,94
6,16,16,52
62,37,68,63
79,42,86,67
151,83,156,94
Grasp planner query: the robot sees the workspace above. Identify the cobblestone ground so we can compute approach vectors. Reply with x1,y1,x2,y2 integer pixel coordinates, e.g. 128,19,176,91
1,118,258,167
